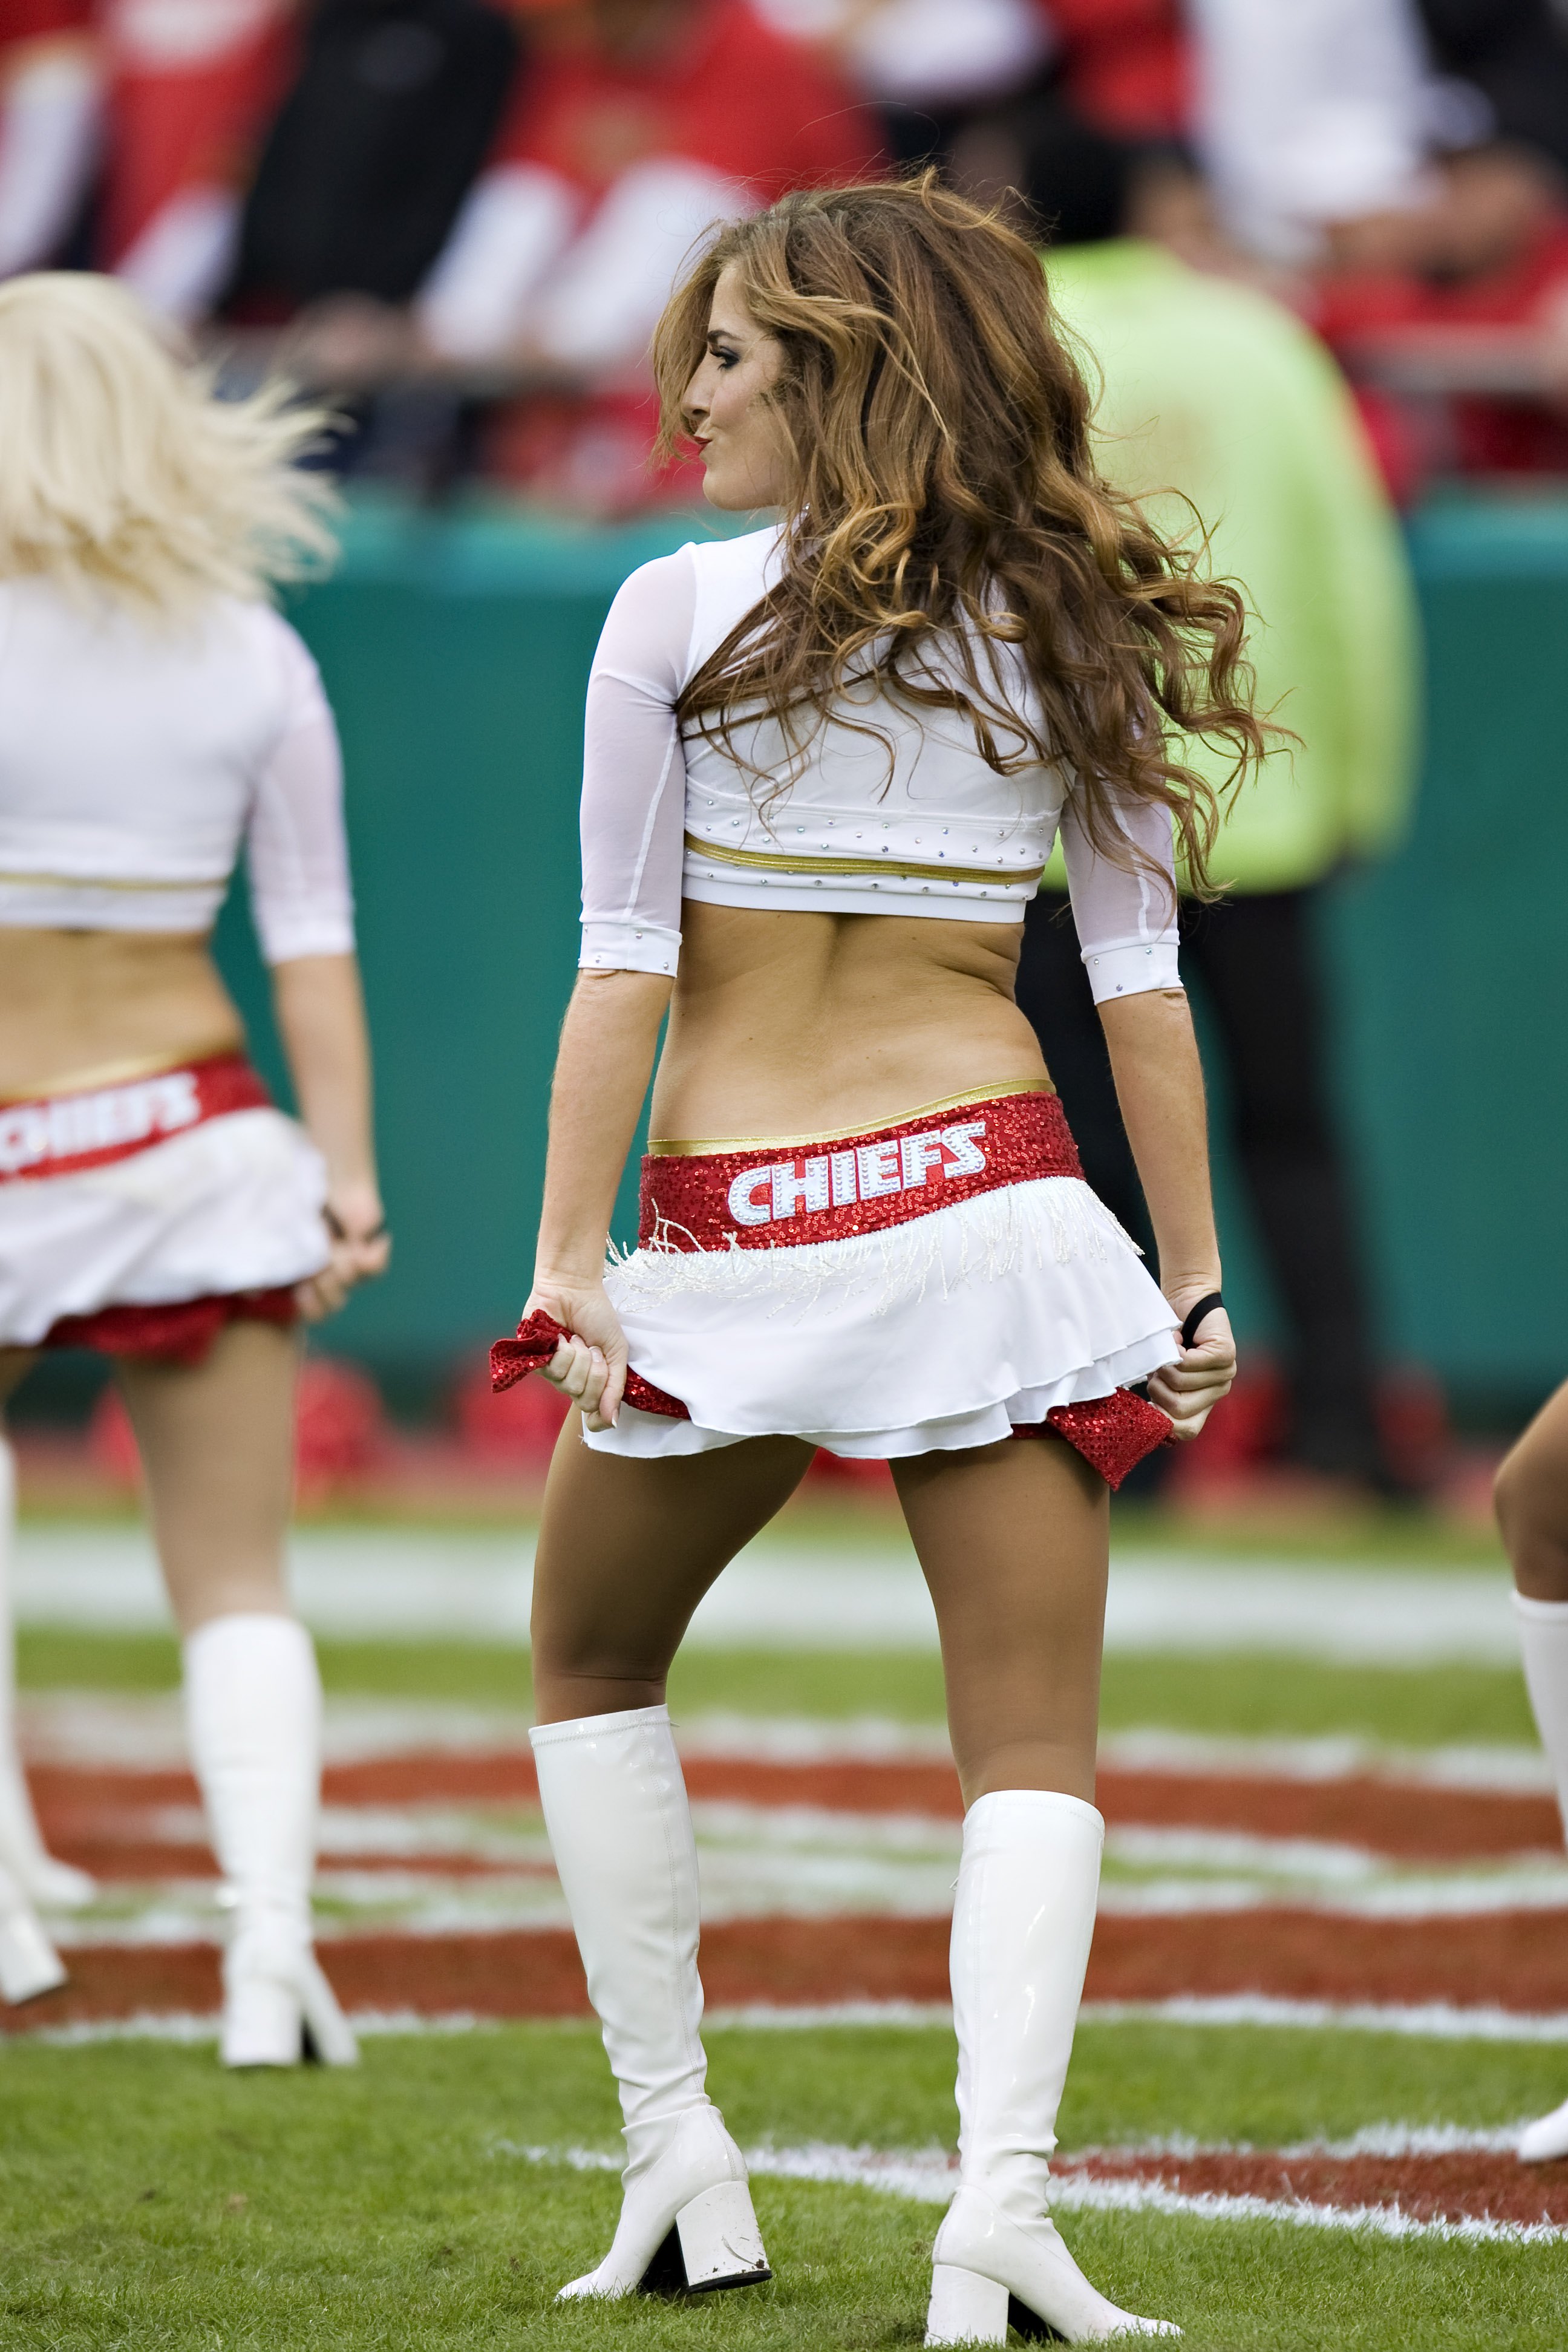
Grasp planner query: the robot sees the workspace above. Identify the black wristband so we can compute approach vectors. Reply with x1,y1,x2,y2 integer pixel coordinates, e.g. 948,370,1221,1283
1180,1291,1226,1350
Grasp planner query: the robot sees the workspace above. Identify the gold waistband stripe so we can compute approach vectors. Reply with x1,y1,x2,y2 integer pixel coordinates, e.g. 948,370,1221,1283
0,1038,243,1107
683,832,1044,890
648,1077,1057,1157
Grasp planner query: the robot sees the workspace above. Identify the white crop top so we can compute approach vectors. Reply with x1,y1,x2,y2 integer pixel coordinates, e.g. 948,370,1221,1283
0,580,354,965
579,528,1179,1004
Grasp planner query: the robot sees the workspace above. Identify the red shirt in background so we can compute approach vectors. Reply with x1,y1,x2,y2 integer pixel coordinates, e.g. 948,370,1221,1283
97,0,292,266
1036,0,1190,141
1315,212,1568,477
489,0,881,198
483,0,881,506
0,0,92,41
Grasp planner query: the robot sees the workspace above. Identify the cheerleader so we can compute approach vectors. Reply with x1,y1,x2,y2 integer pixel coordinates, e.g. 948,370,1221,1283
493,179,1258,2339
0,273,387,2063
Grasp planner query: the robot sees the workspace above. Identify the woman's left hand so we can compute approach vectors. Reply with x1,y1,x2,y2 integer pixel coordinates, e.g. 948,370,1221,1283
1147,1291,1236,1441
297,1183,391,1323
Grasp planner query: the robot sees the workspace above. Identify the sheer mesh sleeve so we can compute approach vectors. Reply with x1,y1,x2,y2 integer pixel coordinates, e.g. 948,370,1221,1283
1059,786,1181,1004
246,617,356,965
578,547,695,977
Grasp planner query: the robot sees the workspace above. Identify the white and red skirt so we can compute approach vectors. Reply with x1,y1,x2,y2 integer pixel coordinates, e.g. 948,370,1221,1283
494,1084,1180,1488
0,1053,330,1364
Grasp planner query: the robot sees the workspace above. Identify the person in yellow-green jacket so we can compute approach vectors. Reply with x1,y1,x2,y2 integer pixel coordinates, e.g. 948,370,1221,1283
1006,129,1420,1491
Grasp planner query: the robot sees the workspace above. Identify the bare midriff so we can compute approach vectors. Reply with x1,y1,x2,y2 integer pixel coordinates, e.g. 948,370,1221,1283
648,900,1051,1146
0,929,245,1100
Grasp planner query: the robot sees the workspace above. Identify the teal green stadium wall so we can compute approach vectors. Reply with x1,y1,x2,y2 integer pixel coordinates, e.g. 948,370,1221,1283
215,491,1568,1410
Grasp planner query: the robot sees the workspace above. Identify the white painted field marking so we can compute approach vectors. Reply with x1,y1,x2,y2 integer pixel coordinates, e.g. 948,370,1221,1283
21,2000,1568,2047
44,1779,1568,1936
492,2138,1568,2244
1077,1994,1568,2042
708,1996,1568,2043
1040,2171,1565,2244
15,1694,1553,1803
12,1524,1520,1661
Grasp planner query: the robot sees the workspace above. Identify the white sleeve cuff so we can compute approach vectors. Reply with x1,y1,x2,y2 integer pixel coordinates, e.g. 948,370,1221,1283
255,912,356,966
1081,936,1181,1004
580,919,681,978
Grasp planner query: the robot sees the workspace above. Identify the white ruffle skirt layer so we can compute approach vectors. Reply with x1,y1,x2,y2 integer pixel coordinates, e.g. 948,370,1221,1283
583,1175,1179,1460
0,1109,330,1348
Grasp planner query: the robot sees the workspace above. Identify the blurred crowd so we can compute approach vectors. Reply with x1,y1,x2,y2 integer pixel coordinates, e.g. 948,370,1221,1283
4,0,1568,504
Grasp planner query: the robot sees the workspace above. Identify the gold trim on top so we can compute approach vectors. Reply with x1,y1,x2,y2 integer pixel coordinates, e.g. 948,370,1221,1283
0,1037,243,1108
648,1078,1057,1158
0,869,217,893
683,831,1044,891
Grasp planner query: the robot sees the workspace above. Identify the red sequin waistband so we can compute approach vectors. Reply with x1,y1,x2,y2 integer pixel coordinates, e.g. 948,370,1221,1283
0,1054,271,1184
639,1088,1083,1253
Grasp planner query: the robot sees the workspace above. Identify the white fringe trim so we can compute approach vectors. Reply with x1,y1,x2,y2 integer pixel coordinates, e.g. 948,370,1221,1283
607,1178,1138,1321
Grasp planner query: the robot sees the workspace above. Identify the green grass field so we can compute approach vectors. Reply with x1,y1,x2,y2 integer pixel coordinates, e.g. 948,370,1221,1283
5,1493,1557,2352
2,2022,1564,2350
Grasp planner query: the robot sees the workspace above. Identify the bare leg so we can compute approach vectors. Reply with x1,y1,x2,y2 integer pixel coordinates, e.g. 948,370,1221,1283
528,1421,812,2299
1494,1383,1568,2161
893,1433,1108,1808
117,1320,352,2067
531,1419,814,1720
1496,1387,1568,1831
1497,1380,1568,1604
115,1319,296,1633
894,1436,1171,2343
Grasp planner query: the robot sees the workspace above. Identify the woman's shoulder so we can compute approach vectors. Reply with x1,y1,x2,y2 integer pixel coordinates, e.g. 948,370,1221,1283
220,596,324,679
613,527,776,600
596,528,779,691
200,598,335,742
684,526,780,675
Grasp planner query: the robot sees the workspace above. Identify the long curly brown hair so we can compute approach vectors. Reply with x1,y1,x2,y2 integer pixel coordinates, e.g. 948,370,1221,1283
652,174,1269,892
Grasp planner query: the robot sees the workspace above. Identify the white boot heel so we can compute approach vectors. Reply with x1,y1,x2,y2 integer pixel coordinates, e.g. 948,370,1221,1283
222,1965,301,2068
930,2190,1179,2344
926,2262,1011,2346
557,2106,768,2300
221,1927,358,2069
644,2179,771,2296
297,1950,359,2066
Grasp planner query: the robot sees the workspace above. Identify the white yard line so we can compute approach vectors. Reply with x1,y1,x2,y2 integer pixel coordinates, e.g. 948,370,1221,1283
1041,2172,1565,2244
1097,1730,1555,1794
39,1779,1568,1931
1079,1994,1568,2042
713,1996,1568,2042
22,1999,1568,2047
1094,1870,1568,1917
16,1696,1553,1803
13,1524,1522,1661
491,2138,1568,2245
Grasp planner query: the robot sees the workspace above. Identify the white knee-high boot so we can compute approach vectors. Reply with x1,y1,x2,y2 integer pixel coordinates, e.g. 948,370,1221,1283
530,1705,770,2300
1513,1595,1568,2160
183,1612,356,2069
927,1791,1178,2345
0,1436,93,1909
0,1852,67,2005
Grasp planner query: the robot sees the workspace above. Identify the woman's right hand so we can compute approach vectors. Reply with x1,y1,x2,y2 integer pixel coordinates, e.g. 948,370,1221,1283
296,1182,391,1324
1148,1295,1236,1442
526,1277,629,1432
